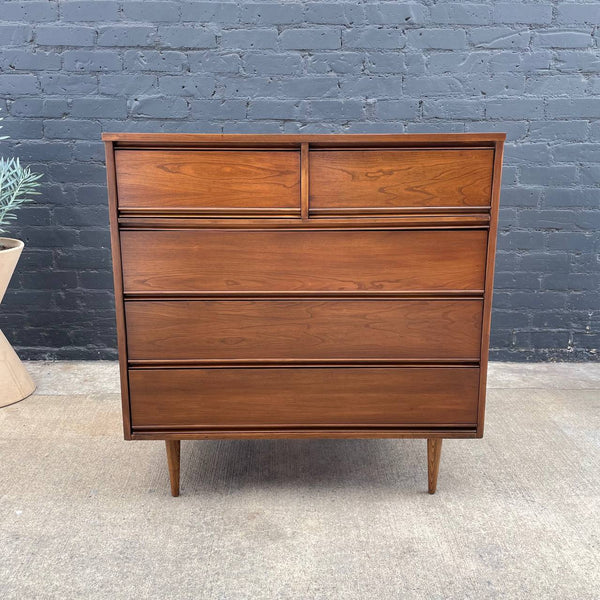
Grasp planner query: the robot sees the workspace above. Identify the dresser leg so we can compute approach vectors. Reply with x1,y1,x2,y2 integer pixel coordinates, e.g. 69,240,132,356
165,440,181,497
427,439,443,494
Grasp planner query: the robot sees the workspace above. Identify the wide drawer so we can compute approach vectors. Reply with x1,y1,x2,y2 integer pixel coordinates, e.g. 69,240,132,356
115,150,300,211
309,149,494,211
129,367,480,428
120,229,487,293
125,299,483,361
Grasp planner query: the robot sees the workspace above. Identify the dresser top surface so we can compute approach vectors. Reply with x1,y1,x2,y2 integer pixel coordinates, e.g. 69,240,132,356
102,132,506,147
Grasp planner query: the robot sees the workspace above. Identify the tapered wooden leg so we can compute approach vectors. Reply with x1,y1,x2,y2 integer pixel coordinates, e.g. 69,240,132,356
427,439,443,494
165,440,181,497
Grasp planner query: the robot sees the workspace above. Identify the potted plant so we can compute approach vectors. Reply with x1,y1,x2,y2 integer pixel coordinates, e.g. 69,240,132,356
0,111,41,407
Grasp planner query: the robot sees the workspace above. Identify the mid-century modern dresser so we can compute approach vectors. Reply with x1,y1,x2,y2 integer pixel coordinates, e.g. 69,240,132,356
103,133,504,496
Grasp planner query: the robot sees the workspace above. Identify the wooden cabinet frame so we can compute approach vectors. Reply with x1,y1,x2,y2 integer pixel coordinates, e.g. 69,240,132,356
103,133,505,496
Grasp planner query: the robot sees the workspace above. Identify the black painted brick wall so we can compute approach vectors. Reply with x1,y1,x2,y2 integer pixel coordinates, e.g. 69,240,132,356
0,1,598,361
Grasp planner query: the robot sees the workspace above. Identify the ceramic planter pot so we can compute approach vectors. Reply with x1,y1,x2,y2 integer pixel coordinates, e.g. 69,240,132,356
0,237,35,407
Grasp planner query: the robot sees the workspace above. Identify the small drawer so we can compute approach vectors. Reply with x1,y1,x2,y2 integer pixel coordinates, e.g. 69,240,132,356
120,229,487,294
115,150,300,213
129,367,480,429
309,149,494,212
125,299,483,361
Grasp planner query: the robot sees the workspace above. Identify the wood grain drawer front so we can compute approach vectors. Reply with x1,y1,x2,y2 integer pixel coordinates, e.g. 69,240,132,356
120,229,487,293
125,300,483,361
309,149,494,211
129,367,480,428
115,150,300,211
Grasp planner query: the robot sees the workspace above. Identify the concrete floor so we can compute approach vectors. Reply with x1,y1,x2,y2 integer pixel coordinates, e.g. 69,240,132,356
1,362,599,599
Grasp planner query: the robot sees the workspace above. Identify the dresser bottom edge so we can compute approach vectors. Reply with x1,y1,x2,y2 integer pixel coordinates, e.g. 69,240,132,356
128,427,479,440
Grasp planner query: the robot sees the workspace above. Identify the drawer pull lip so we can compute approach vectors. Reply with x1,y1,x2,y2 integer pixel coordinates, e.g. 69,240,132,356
119,206,491,214
309,206,491,214
118,207,301,215
132,424,479,431
128,359,481,369
123,291,485,299
117,217,491,229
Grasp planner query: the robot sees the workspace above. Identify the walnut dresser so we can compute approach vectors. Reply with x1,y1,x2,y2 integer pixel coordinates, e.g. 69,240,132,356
103,133,505,496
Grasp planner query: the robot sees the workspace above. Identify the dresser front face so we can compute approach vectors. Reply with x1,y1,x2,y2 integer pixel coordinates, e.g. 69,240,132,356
104,134,504,441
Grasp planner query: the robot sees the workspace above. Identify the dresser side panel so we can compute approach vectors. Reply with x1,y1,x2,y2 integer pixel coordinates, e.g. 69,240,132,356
105,141,132,439
477,140,505,437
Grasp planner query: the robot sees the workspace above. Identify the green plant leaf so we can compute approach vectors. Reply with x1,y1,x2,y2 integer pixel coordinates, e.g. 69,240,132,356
0,157,42,233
